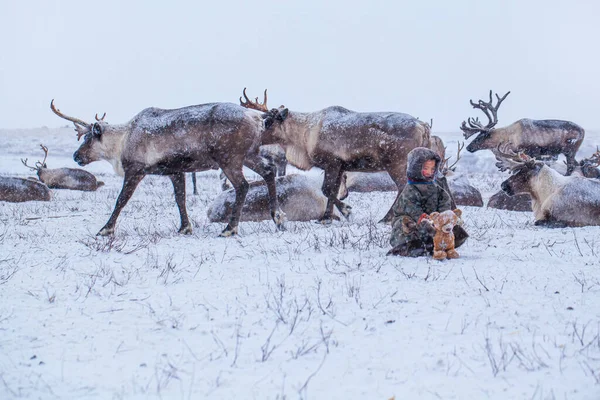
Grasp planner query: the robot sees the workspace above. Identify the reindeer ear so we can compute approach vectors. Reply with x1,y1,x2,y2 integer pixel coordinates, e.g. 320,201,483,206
277,108,289,121
453,209,462,218
92,122,102,137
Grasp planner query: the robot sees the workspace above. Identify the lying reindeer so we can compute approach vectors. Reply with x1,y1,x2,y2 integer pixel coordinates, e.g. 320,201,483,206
496,145,600,227
0,176,51,202
50,99,284,237
487,147,600,212
207,174,344,223
21,144,104,191
192,144,287,195
240,88,431,224
461,90,585,175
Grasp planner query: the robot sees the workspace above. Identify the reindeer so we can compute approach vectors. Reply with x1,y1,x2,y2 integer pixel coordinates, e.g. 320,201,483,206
239,88,431,224
487,190,532,212
487,147,600,212
496,146,600,227
572,147,600,179
21,144,104,191
0,176,51,203
438,141,484,208
460,90,585,175
50,100,284,237
208,174,344,223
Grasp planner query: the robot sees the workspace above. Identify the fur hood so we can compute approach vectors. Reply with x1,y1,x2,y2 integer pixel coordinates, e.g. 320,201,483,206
406,147,441,182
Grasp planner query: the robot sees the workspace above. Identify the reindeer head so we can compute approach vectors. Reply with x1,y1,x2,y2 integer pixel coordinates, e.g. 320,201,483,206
50,100,110,166
21,144,49,178
495,144,543,196
460,90,510,152
239,88,289,132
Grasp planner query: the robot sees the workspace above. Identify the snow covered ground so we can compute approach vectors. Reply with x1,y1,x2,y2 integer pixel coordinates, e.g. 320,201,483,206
1,126,599,399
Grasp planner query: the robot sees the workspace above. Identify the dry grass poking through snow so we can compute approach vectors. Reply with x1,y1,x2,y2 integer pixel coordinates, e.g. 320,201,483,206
1,130,599,399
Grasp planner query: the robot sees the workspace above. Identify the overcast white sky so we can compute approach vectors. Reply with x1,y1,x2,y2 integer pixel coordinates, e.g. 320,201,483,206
1,0,598,132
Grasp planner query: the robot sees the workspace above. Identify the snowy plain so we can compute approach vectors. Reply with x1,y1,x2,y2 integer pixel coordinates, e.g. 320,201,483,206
1,125,599,400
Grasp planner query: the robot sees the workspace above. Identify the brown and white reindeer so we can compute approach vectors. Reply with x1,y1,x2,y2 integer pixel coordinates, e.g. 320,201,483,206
487,147,600,212
50,99,284,237
240,88,431,224
460,90,585,175
495,145,600,227
21,144,104,191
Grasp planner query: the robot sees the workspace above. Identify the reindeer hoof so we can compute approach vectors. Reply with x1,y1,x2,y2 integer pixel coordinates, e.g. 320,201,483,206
178,225,193,235
219,226,238,237
97,227,114,236
273,210,287,231
340,204,352,218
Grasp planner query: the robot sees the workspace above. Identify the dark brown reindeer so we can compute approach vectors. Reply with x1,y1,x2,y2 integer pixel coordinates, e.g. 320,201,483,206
460,90,585,175
50,99,283,237
0,176,51,203
240,88,431,224
21,144,104,191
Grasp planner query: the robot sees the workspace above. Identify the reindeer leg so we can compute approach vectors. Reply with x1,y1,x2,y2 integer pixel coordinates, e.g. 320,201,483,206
244,153,286,230
331,169,352,219
564,150,577,176
218,166,249,237
191,172,198,195
170,173,192,235
98,171,145,236
318,166,344,224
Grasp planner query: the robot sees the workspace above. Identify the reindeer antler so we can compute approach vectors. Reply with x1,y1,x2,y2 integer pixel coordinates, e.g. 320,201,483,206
50,99,91,140
460,90,510,139
38,144,49,168
95,112,107,121
447,141,464,171
440,141,464,174
494,142,533,172
240,88,269,112
21,158,38,171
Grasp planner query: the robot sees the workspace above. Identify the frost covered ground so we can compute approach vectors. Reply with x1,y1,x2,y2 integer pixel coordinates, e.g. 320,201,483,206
1,127,599,400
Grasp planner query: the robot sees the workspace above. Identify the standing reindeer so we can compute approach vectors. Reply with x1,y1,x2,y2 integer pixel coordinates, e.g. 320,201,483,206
50,100,284,237
21,144,104,191
460,90,585,175
239,88,431,224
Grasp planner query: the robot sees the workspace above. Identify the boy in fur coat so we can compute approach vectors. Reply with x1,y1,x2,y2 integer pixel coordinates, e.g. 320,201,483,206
389,147,468,257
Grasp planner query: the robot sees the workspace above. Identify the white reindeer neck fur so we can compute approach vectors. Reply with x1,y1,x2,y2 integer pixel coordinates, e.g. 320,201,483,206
529,165,567,219
99,124,129,176
277,112,320,171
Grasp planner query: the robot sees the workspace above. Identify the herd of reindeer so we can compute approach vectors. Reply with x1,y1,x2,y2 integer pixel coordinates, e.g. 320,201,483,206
2,89,600,237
